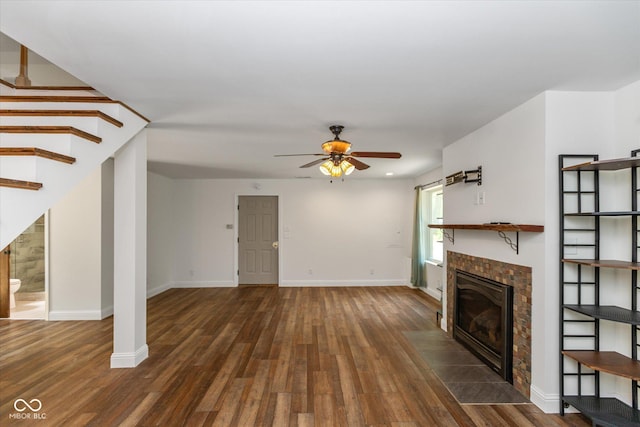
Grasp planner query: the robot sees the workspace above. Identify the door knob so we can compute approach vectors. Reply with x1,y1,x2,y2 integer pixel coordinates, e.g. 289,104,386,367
272,241,279,249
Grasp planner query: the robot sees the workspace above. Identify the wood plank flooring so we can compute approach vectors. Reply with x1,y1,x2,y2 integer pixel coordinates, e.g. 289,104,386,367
0,287,589,426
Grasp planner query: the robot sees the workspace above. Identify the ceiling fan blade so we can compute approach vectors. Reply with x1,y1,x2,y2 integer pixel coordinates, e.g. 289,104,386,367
346,157,370,170
300,158,329,168
274,153,325,157
350,151,402,159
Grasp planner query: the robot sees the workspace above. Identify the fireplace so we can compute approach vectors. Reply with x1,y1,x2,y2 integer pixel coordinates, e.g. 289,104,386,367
447,251,531,397
454,270,513,383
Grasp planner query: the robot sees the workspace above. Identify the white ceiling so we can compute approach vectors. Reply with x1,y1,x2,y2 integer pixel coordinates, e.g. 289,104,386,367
1,1,639,179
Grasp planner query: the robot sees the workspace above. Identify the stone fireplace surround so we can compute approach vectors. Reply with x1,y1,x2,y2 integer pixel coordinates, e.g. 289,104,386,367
446,251,532,398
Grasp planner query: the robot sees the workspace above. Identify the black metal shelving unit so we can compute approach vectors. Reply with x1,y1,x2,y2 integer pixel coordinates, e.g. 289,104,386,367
559,150,640,426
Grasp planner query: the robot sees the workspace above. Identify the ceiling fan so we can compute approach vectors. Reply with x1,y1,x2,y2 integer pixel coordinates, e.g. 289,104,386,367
275,125,401,178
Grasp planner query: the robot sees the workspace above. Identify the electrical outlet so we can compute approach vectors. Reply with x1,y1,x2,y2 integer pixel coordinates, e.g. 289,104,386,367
370,269,375,275
308,269,313,275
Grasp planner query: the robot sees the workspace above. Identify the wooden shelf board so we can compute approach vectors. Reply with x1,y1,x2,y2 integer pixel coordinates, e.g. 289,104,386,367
562,259,640,270
564,305,640,325
562,156,640,172
562,350,640,381
427,223,544,232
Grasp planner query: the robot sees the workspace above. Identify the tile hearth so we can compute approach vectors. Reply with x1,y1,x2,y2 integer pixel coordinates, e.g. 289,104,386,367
405,330,529,404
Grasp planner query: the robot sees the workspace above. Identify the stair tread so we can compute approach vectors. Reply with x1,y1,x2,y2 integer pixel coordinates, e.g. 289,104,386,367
0,95,115,103
0,177,42,190
0,92,150,123
0,125,101,143
0,78,94,91
0,109,123,127
0,147,76,164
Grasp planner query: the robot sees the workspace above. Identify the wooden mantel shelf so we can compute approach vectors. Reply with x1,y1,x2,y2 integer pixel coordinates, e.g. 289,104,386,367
428,223,544,232
427,223,544,254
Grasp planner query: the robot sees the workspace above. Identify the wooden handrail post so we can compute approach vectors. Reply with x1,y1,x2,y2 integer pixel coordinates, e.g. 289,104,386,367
15,45,31,87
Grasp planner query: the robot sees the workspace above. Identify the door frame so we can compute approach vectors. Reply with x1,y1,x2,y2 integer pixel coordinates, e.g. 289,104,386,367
0,211,49,319
43,210,50,320
234,192,282,287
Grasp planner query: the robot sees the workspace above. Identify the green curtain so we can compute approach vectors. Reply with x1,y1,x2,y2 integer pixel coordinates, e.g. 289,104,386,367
410,187,426,288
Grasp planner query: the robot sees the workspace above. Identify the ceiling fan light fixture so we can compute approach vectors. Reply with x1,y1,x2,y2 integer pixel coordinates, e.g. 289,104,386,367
319,160,334,176
341,160,355,175
319,159,346,177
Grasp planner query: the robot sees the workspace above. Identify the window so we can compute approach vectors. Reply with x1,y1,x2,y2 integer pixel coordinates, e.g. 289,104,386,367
422,185,443,263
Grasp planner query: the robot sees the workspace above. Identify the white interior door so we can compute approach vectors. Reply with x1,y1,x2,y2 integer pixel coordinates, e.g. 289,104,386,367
238,196,278,285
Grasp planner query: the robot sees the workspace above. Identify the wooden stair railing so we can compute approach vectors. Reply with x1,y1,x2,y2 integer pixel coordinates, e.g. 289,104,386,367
0,178,43,191
0,125,101,143
0,147,76,164
0,109,123,128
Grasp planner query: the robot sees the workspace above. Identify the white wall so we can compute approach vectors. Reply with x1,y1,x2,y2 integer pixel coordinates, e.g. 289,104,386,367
543,90,617,412
147,171,175,296
614,79,640,153
49,166,101,319
165,178,414,287
48,170,414,316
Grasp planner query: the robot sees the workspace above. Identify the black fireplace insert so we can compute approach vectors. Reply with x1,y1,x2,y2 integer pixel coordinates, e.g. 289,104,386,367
454,270,513,382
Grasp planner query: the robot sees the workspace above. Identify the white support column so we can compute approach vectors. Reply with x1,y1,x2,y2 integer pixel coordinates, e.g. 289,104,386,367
111,130,148,368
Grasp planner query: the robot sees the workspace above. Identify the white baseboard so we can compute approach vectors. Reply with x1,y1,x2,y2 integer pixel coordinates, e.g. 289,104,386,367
172,280,235,288
279,279,408,287
110,344,149,368
530,385,621,415
423,286,442,300
49,310,103,321
101,305,113,319
147,282,172,298
530,385,570,414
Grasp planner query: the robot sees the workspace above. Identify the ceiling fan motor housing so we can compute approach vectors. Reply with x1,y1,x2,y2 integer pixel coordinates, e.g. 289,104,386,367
322,140,351,154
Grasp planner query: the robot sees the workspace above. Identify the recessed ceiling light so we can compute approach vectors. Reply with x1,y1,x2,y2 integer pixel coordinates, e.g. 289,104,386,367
385,172,394,176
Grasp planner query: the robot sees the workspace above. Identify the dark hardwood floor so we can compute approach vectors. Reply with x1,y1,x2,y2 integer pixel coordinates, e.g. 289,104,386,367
0,286,589,426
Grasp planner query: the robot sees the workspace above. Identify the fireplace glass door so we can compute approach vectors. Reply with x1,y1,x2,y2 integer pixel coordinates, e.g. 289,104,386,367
454,270,513,382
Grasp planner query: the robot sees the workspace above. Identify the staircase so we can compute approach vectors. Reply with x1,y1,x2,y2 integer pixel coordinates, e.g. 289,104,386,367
0,79,149,248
